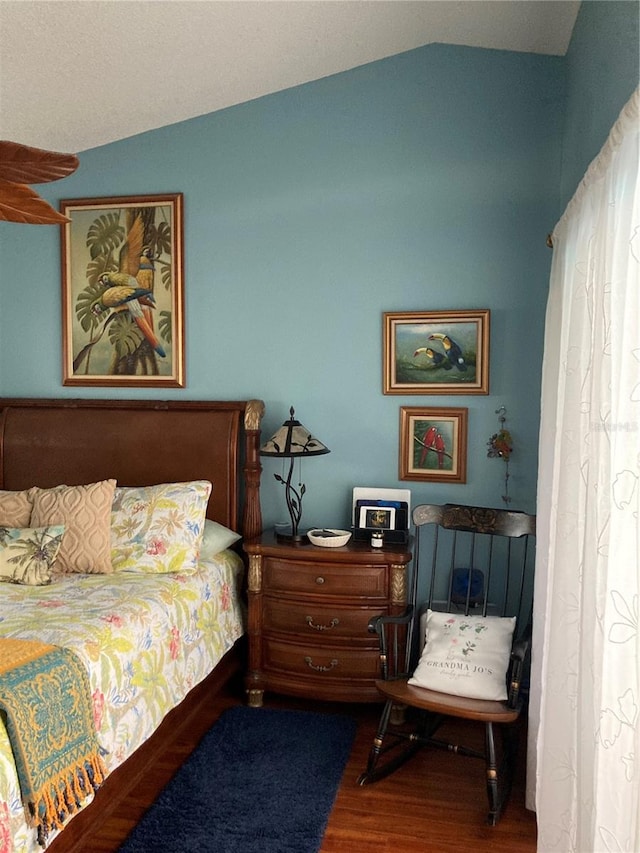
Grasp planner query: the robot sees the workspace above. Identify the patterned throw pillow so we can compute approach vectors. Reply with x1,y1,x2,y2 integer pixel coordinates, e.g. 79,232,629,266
0,489,33,527
29,480,117,574
111,480,212,573
0,525,65,585
408,609,516,701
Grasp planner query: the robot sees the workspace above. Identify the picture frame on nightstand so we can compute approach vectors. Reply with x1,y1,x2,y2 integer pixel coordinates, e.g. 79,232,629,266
358,505,396,531
352,487,411,545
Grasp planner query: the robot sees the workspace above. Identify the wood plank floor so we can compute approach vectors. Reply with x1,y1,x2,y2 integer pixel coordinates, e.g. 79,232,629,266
75,672,537,852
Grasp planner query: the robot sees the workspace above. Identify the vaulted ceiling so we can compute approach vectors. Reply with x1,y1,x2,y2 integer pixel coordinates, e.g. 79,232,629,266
0,1,580,154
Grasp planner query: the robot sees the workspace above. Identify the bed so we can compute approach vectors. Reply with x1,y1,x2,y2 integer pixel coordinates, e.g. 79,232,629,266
0,397,265,853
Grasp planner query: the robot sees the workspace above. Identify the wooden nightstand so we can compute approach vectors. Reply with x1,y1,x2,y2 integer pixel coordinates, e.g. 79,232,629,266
243,533,413,706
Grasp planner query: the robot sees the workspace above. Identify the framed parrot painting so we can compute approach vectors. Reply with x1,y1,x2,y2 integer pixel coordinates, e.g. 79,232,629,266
383,310,490,394
60,193,184,387
399,406,468,483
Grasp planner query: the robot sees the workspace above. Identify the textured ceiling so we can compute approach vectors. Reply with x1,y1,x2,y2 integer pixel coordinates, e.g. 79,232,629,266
0,0,580,154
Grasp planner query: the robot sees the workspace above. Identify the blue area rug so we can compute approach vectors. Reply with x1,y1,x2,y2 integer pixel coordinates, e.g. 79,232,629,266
118,705,357,853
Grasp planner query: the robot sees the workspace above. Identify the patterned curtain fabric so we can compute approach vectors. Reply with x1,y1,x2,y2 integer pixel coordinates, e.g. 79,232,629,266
528,88,639,852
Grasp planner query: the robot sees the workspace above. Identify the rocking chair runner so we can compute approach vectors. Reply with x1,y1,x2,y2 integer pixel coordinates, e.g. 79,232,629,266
357,503,536,825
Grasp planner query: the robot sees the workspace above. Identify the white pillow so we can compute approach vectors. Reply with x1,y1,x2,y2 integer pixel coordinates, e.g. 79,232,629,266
408,609,516,701
199,519,241,561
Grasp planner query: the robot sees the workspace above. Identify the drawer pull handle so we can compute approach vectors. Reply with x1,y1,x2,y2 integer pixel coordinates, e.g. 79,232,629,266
304,656,338,673
306,616,339,632
315,576,325,585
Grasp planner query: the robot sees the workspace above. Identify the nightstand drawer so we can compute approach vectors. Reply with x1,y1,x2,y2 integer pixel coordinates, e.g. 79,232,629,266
264,558,387,599
263,598,383,640
263,638,381,680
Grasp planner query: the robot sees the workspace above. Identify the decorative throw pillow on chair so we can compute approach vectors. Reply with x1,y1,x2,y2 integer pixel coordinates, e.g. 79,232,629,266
408,609,516,701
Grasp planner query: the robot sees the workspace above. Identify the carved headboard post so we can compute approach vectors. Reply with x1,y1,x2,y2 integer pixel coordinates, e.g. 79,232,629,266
242,400,265,540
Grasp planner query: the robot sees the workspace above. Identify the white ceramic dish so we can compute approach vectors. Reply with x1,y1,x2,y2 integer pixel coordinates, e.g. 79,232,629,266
307,528,352,548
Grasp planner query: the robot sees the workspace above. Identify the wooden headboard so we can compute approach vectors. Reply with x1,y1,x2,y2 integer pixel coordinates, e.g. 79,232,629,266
0,398,264,539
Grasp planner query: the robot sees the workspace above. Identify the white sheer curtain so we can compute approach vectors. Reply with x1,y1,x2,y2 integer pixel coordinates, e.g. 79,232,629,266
527,88,640,852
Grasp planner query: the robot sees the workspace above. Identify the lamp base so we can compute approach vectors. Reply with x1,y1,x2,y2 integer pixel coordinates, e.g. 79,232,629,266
274,525,308,544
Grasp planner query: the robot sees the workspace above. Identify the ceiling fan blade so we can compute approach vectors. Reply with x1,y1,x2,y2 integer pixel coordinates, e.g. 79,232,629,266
0,180,71,224
0,140,79,185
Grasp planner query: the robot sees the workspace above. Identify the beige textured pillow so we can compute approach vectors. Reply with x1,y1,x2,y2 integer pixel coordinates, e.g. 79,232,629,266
0,489,33,527
30,480,116,574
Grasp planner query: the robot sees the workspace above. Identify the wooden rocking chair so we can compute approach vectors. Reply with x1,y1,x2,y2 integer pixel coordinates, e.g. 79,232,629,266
357,503,536,825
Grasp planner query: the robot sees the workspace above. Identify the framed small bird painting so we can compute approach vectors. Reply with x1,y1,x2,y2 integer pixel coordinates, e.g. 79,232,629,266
61,193,184,387
383,309,490,395
399,406,468,483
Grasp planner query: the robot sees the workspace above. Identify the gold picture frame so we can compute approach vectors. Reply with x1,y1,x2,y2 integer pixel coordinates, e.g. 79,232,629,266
399,406,468,483
61,193,184,387
383,310,490,394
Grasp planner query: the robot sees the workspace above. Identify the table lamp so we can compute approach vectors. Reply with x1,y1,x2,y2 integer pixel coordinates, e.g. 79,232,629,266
260,407,330,542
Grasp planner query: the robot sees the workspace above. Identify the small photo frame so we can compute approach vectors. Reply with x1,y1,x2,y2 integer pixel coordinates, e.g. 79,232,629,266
383,310,490,394
358,506,397,530
61,193,185,387
399,407,468,483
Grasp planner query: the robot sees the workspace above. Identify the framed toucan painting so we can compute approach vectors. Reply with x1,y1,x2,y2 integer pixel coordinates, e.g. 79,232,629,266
383,309,490,395
60,193,185,387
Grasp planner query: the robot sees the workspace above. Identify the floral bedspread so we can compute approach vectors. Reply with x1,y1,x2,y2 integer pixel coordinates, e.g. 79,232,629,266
0,550,245,853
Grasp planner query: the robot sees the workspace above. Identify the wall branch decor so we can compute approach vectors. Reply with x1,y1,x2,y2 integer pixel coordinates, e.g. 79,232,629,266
487,406,513,505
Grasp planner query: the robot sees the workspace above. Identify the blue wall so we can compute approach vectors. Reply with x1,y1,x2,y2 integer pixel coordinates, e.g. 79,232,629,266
561,0,639,207
1,4,635,531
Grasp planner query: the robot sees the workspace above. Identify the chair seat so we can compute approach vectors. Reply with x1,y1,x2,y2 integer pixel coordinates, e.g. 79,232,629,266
375,678,521,723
